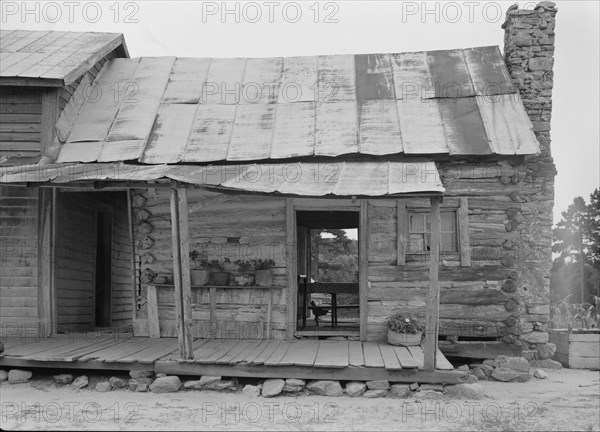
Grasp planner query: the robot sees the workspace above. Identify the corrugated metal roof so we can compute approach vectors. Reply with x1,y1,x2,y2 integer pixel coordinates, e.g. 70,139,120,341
51,45,538,164
0,161,444,196
0,30,126,86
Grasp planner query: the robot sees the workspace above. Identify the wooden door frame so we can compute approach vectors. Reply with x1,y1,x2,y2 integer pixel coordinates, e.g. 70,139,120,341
94,201,114,328
285,198,367,340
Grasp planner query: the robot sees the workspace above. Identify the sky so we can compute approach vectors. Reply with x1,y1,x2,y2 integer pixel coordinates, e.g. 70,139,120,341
2,0,598,224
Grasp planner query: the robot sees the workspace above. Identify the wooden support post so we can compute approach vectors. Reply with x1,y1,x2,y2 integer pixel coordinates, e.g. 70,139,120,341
146,285,160,338
266,290,273,340
38,187,56,337
170,185,193,359
423,196,442,370
209,287,217,336
177,186,193,358
127,190,137,325
285,198,297,340
359,200,368,341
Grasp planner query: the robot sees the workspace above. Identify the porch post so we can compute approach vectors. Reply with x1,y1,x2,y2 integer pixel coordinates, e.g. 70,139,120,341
170,182,193,359
423,195,442,370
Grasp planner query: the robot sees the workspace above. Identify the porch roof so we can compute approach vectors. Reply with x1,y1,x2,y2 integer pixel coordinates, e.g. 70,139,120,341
0,161,444,196
53,46,539,164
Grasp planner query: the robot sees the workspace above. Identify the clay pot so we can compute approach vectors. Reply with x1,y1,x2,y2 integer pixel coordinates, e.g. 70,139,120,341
211,272,230,286
190,270,209,286
255,269,274,286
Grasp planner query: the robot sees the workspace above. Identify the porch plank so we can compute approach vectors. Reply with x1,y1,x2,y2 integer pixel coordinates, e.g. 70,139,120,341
102,339,158,362
314,341,348,368
241,340,270,364
393,346,419,369
363,342,385,368
435,348,454,370
379,344,402,370
199,340,237,364
6,337,83,357
249,341,281,365
348,341,365,367
118,339,180,364
263,341,292,366
78,338,149,361
24,336,115,362
279,340,319,367
407,345,425,368
229,340,262,364
216,341,250,365
188,339,223,362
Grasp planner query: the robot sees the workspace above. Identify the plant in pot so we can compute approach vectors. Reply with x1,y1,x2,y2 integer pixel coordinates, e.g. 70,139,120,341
254,259,276,286
210,259,230,286
189,250,210,286
233,259,254,286
387,313,424,346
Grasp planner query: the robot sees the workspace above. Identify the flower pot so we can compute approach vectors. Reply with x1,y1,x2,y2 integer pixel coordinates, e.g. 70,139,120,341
387,329,423,346
211,271,230,286
190,269,209,286
255,269,274,286
234,274,255,286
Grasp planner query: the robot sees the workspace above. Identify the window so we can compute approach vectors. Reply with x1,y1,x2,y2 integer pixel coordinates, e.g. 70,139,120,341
408,211,457,253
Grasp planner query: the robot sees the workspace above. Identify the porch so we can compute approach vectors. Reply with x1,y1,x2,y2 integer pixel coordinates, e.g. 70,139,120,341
0,334,466,384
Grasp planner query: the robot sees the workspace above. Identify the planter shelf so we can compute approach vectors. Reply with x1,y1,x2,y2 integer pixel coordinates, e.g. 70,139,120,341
550,329,600,369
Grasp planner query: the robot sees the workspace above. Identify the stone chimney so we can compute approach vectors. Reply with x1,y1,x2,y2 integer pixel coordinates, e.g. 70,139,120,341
502,1,557,161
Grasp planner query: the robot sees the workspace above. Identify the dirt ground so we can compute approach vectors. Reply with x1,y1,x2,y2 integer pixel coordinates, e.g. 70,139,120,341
1,368,598,431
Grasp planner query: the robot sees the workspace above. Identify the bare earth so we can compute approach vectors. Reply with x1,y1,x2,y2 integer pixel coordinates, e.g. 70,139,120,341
1,369,598,431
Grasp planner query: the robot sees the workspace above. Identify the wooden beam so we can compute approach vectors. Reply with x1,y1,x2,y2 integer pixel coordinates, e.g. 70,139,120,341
40,88,59,154
397,199,408,265
458,197,471,266
127,190,137,325
146,285,160,338
170,187,187,357
37,188,56,337
285,198,297,340
359,200,369,341
423,196,442,370
177,186,193,359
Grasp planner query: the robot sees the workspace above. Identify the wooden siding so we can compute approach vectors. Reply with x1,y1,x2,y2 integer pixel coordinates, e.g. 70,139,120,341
133,188,288,339
0,86,42,158
55,191,132,332
0,185,39,332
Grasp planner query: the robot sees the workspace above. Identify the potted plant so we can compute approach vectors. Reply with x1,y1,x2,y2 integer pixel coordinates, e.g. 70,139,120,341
254,259,276,286
233,259,255,286
210,259,230,286
189,250,209,286
387,313,424,346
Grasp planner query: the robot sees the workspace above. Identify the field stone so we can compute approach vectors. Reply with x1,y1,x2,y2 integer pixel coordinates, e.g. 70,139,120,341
363,389,387,398
198,376,221,386
283,378,305,393
491,368,530,382
409,382,420,391
129,378,152,392
243,385,261,397
419,384,443,392
536,343,556,360
366,380,390,390
184,380,202,390
129,370,154,379
53,374,73,385
389,384,411,398
529,359,562,369
206,379,236,390
262,379,285,397
494,356,530,373
472,368,487,380
533,368,548,379
95,382,112,392
306,380,343,397
0,370,8,382
345,382,367,397
149,376,181,393
71,375,88,389
417,390,445,400
445,383,484,399
109,377,128,389
8,370,32,384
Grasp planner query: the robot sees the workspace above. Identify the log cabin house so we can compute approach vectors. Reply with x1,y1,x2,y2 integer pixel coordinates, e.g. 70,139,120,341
0,3,557,382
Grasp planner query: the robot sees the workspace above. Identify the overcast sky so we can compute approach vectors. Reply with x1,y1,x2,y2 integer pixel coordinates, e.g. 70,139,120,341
3,0,598,224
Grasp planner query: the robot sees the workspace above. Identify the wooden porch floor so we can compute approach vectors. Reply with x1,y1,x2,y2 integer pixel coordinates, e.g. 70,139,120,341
0,334,466,384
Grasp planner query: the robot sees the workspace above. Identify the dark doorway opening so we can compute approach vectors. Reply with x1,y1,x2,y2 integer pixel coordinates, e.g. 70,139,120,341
296,210,360,335
95,211,112,327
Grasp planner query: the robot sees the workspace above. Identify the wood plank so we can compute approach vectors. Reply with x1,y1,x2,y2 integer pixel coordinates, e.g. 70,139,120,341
147,285,160,338
379,343,402,370
348,341,365,367
314,341,348,368
200,340,238,364
118,338,180,364
241,340,271,364
177,186,194,359
359,200,368,340
216,341,250,365
408,345,425,367
393,346,420,369
250,341,281,365
190,339,225,363
263,341,292,366
279,340,319,367
50,337,124,362
435,348,454,370
423,196,441,370
24,336,114,362
286,198,297,340
397,200,408,265
6,337,78,357
78,338,146,361
229,340,262,364
170,187,186,357
99,339,157,363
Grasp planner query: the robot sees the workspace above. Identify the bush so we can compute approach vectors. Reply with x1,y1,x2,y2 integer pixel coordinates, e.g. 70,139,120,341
387,313,424,334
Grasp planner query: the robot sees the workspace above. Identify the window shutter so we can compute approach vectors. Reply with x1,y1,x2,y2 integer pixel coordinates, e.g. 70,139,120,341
397,200,408,265
458,197,471,266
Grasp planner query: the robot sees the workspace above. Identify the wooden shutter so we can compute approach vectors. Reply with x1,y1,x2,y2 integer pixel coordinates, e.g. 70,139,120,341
397,200,409,265
458,197,471,266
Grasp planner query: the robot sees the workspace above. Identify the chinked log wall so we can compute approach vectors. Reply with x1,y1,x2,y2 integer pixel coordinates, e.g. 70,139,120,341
132,188,289,339
132,158,551,344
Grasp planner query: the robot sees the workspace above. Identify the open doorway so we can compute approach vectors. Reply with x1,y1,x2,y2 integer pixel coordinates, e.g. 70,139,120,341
296,210,359,335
